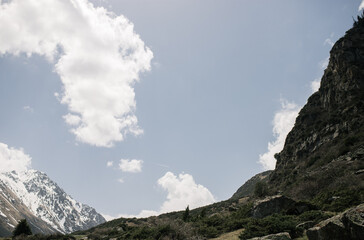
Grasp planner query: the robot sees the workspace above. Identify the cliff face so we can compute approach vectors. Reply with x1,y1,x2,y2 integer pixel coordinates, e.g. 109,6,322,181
269,19,364,199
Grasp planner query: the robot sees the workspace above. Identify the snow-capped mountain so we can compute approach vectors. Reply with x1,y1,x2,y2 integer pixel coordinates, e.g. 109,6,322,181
0,170,105,235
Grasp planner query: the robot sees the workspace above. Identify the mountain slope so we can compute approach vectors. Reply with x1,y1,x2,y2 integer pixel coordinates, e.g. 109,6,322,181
0,170,105,236
231,170,272,200
269,17,364,199
0,179,58,236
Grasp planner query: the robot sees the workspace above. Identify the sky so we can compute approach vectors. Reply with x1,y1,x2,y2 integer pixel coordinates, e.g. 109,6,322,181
0,0,363,219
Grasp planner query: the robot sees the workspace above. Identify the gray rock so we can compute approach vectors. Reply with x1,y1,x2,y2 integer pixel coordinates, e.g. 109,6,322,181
248,232,291,240
252,195,295,219
306,213,349,240
296,221,315,230
307,203,364,240
342,203,364,240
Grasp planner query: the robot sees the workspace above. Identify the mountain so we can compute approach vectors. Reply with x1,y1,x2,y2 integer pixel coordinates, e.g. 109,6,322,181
231,170,272,200
71,15,364,240
269,14,364,199
0,170,105,236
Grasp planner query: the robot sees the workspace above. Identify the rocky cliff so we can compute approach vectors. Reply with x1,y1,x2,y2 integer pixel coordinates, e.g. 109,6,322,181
269,16,364,199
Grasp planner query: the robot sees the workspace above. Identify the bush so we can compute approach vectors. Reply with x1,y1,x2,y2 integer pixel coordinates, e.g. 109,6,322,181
254,181,268,198
312,189,362,212
13,219,32,237
239,214,297,240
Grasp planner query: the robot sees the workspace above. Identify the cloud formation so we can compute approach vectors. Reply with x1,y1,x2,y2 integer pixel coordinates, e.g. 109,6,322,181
310,78,321,93
0,0,153,147
157,172,215,213
360,1,364,11
119,159,143,173
259,99,300,170
104,171,215,219
0,142,32,173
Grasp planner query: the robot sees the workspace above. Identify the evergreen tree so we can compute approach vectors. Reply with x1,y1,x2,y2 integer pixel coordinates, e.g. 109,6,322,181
13,219,32,237
182,205,190,222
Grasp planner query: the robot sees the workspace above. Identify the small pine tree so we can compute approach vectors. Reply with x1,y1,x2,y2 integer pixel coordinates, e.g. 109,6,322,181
182,205,190,222
13,219,32,237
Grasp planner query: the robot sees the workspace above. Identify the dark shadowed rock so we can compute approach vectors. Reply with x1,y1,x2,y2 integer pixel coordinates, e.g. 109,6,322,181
342,203,364,240
307,203,364,240
248,232,291,240
252,195,295,219
306,213,349,240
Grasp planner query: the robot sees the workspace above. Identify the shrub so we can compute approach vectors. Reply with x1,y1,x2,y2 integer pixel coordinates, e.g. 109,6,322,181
254,181,268,198
239,214,297,240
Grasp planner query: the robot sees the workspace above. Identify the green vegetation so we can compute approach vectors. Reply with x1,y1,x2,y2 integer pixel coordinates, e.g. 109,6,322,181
13,219,32,237
239,214,298,239
311,188,363,212
182,206,190,222
254,181,268,197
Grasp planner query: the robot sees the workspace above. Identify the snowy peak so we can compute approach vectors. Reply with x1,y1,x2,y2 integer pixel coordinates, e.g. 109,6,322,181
0,170,105,235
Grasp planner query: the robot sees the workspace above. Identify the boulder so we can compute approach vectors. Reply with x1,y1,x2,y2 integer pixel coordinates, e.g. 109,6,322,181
307,203,364,240
252,195,295,219
306,213,349,240
248,232,291,240
342,203,364,240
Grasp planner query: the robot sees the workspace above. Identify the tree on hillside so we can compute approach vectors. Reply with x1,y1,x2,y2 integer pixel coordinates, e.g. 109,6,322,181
13,219,32,237
182,205,190,222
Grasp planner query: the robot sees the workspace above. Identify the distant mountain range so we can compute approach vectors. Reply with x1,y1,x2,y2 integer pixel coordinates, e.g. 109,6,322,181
0,170,105,237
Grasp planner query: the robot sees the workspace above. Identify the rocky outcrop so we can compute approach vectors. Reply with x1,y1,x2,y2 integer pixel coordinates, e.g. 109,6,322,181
248,232,291,240
307,203,364,240
269,14,364,199
252,195,313,219
252,195,295,219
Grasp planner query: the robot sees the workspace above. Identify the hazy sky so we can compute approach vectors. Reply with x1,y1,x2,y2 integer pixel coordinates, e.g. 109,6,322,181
0,0,363,219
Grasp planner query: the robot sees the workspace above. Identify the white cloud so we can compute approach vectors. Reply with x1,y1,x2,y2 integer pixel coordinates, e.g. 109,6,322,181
310,78,321,93
0,0,153,147
359,1,364,11
0,142,32,173
324,38,334,47
319,57,329,70
117,178,124,183
106,161,113,167
105,171,215,219
259,99,300,170
23,106,34,113
157,172,215,213
63,113,81,126
119,159,143,173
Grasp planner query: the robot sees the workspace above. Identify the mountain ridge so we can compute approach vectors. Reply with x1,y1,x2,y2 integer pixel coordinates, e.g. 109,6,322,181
0,169,105,236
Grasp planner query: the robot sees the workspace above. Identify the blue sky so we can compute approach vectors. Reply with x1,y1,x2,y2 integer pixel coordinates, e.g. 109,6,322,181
0,0,363,219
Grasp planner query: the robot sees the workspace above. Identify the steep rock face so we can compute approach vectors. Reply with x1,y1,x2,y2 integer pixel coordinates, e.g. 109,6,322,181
269,19,364,199
0,170,105,235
